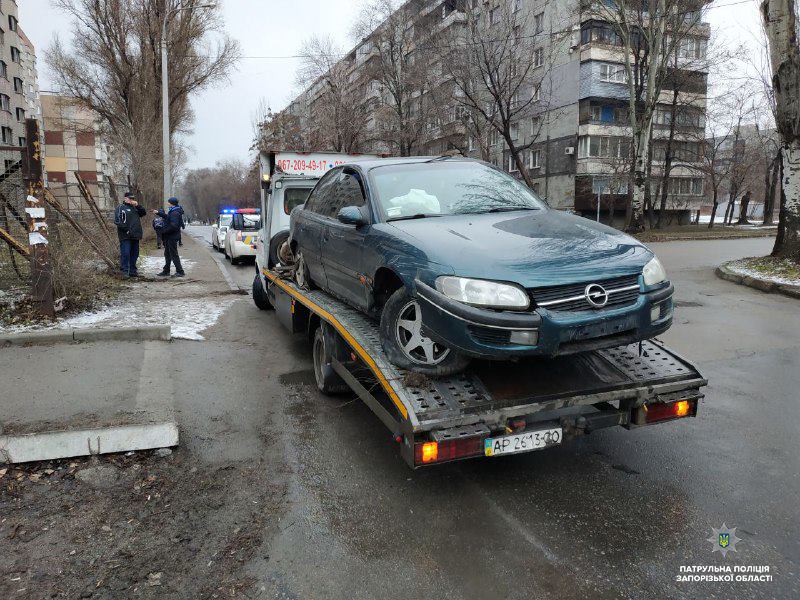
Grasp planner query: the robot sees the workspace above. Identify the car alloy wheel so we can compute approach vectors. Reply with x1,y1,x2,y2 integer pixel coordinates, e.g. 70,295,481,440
394,299,450,365
295,252,309,288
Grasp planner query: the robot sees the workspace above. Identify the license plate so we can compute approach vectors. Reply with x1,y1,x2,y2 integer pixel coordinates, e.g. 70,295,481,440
484,427,562,457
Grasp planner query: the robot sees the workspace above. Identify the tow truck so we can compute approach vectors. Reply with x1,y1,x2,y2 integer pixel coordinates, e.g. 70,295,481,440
252,153,707,468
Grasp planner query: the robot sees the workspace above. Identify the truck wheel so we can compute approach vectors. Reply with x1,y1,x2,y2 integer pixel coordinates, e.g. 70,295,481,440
269,231,290,268
252,272,273,310
313,326,349,395
379,288,470,377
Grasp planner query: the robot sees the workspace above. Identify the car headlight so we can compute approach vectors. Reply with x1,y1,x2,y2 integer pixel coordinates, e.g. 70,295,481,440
643,257,667,286
436,276,530,309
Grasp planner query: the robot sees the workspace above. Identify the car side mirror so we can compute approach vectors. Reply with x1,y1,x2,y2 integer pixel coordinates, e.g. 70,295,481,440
337,206,367,227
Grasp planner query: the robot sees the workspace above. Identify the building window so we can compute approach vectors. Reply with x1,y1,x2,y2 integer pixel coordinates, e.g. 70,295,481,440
10,46,20,63
677,37,707,60
533,48,544,68
489,7,500,25
509,121,519,140
490,128,500,146
15,107,24,121
535,12,545,33
593,176,628,195
1,126,13,144
13,77,22,93
0,94,10,111
531,85,540,102
0,61,6,79
507,154,520,173
8,15,18,32
531,115,541,135
18,137,26,148
529,149,541,169
578,135,631,159
598,62,628,84
665,177,704,196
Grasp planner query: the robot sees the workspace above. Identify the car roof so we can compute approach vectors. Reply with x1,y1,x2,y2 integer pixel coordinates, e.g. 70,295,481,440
340,156,481,171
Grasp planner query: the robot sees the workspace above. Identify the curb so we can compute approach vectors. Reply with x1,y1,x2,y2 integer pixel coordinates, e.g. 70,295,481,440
0,421,179,464
715,264,800,300
0,325,171,347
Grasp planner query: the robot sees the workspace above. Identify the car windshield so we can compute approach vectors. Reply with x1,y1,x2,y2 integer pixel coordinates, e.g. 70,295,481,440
370,162,546,220
283,187,312,215
218,215,232,227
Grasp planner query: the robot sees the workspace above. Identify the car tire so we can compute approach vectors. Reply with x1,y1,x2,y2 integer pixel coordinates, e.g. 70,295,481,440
379,288,470,377
252,272,273,310
269,231,290,268
313,326,350,395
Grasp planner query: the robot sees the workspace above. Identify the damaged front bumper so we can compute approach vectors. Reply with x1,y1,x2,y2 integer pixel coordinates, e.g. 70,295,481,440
414,279,673,359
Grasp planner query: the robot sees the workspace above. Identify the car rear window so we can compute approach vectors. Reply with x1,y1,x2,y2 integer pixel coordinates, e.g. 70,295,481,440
238,214,261,230
370,161,546,220
218,215,232,227
283,187,312,215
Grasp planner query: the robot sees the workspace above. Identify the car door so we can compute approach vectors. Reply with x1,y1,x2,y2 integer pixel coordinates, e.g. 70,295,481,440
320,169,370,310
293,169,339,288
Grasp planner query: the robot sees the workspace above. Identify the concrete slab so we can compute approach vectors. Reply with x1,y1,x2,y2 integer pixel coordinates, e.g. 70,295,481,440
0,325,171,346
0,422,178,463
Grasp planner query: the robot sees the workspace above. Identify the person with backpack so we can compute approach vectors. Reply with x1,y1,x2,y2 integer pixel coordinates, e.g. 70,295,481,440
114,191,147,278
153,196,185,277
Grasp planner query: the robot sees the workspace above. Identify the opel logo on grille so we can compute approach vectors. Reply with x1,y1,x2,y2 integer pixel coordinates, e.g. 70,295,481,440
584,283,609,308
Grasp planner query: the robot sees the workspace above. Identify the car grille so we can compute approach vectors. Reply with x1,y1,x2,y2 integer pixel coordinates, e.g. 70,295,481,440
529,274,640,312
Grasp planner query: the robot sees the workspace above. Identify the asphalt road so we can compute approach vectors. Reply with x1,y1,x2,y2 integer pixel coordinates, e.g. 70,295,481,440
185,226,798,599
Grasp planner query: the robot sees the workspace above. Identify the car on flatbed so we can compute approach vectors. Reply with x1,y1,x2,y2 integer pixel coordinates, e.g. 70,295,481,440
288,157,673,375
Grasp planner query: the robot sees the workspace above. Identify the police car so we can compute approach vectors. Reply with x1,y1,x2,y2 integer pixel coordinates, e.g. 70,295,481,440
223,208,261,265
211,209,234,252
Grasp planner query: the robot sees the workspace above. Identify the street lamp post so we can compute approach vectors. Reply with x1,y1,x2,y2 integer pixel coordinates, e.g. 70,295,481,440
161,4,212,206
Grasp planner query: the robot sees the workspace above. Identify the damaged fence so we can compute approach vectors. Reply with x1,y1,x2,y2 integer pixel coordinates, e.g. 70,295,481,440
0,119,131,319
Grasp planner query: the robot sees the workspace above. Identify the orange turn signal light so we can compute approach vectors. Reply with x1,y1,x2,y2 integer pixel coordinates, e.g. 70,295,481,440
420,441,438,463
674,400,690,417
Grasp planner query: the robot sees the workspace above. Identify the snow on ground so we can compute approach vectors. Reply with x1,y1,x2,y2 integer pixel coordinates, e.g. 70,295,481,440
726,258,800,287
2,255,237,341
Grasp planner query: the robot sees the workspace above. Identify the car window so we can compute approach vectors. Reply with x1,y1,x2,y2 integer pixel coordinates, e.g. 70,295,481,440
283,187,312,215
370,161,546,220
218,215,232,227
318,172,366,219
232,213,261,230
305,169,339,214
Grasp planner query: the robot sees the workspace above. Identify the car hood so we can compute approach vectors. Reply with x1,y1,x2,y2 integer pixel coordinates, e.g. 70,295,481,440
388,210,652,288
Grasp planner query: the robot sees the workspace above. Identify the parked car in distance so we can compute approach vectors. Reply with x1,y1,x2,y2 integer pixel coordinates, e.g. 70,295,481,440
223,208,262,265
211,211,233,251
288,157,673,376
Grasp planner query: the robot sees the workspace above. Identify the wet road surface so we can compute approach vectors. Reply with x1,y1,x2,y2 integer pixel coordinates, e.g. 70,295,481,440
186,227,797,599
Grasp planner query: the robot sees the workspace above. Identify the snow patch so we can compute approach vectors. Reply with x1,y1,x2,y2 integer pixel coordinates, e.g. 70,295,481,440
727,259,800,287
138,255,196,276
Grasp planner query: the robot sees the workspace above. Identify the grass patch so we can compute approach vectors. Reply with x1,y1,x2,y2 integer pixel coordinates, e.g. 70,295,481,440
727,256,800,286
635,225,776,243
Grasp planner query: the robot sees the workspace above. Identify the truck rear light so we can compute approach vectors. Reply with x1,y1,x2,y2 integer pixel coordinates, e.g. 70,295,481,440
637,399,697,425
414,436,484,465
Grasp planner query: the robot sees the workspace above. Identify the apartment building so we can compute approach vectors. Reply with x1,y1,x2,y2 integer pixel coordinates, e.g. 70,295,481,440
272,0,710,221
41,93,121,213
0,0,40,150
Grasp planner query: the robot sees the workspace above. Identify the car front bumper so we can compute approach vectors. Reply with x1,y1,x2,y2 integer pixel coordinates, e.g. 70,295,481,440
414,279,674,359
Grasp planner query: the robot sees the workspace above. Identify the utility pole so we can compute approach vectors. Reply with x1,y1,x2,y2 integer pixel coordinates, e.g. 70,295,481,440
24,118,54,318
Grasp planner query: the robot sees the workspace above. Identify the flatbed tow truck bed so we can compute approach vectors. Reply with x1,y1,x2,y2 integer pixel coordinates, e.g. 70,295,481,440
263,269,707,468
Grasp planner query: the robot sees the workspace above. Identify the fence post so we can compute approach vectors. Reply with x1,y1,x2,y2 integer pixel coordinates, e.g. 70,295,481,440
25,118,54,318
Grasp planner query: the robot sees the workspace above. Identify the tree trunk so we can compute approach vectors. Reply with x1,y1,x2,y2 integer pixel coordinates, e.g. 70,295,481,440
763,149,781,225
708,189,719,229
762,0,800,260
627,125,650,232
773,141,800,259
737,191,752,224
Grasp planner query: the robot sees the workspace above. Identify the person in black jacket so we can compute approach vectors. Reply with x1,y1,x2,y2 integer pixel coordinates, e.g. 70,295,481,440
114,192,147,278
153,197,185,277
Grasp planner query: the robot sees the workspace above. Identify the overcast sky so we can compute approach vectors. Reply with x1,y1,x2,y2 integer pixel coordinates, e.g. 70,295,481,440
20,0,763,172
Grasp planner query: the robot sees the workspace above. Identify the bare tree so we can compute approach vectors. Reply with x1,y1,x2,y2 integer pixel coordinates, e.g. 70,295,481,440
761,0,800,260
296,35,368,153
47,0,240,206
439,2,567,187
180,159,259,221
589,0,705,231
352,0,437,156
253,102,310,154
